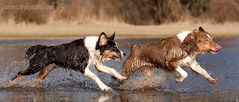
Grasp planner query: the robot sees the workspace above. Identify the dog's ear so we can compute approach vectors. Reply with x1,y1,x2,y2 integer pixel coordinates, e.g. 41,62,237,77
109,32,115,40
198,26,205,32
192,29,197,33
191,29,197,37
99,32,108,46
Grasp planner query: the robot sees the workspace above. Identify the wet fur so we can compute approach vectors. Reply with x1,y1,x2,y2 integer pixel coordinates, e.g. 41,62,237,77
122,37,186,76
11,32,126,91
15,39,89,76
121,27,221,84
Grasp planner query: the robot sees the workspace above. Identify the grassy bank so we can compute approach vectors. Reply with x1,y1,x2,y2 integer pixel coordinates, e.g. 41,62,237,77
0,22,239,40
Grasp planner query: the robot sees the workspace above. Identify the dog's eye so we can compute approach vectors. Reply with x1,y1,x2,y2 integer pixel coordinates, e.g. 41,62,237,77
112,46,119,51
109,46,116,50
198,39,209,44
112,47,117,50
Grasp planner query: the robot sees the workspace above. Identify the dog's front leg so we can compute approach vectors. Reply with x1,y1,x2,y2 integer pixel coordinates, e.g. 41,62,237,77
189,60,217,84
95,64,127,81
175,66,188,83
84,67,112,91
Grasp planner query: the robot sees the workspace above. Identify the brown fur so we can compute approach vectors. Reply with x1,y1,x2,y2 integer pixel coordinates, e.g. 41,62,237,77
139,67,153,78
102,50,122,61
37,64,57,80
122,37,187,77
121,27,221,84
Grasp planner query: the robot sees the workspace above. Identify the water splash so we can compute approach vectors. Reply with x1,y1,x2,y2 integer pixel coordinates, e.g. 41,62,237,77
119,74,167,90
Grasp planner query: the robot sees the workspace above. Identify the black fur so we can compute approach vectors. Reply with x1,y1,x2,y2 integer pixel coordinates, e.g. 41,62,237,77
13,39,89,80
25,45,48,59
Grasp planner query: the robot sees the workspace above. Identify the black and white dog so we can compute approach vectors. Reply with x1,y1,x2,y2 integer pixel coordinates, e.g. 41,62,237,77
11,32,127,91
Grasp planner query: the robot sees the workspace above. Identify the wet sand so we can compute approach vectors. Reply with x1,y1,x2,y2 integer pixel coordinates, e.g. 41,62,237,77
0,38,239,102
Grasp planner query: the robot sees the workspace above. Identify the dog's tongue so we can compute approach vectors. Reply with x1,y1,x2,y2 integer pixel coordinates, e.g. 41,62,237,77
215,43,222,51
212,43,222,52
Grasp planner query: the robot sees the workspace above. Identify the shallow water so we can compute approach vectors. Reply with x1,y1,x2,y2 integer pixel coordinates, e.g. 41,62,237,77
0,38,239,102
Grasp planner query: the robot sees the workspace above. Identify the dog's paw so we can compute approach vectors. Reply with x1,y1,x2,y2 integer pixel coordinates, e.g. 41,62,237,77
98,94,110,102
111,76,117,80
118,79,126,85
175,78,184,83
111,76,127,80
111,76,127,84
101,87,113,92
112,75,127,81
118,76,127,80
208,79,217,84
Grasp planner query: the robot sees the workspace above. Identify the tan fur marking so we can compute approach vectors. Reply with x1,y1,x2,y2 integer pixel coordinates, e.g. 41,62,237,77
37,64,56,80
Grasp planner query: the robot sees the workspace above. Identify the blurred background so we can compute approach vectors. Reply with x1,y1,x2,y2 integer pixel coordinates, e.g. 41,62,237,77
0,0,239,102
0,0,239,39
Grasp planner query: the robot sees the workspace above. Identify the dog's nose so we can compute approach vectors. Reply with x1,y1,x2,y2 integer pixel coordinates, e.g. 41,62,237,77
215,43,222,51
123,52,126,56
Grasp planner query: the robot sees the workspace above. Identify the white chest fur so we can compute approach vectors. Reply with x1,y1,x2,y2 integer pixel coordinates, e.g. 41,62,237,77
84,36,101,65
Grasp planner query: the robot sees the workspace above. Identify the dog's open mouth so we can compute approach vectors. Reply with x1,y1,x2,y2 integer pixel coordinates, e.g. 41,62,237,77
209,48,220,54
210,44,222,53
210,51,218,54
210,49,219,52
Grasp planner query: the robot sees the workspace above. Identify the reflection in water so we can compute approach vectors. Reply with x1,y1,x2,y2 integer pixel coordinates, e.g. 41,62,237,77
0,38,239,101
5,88,111,102
97,94,109,102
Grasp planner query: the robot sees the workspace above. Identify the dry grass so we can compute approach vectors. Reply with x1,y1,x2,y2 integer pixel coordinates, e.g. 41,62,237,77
0,0,238,40
1,0,239,25
0,21,239,40
205,0,239,23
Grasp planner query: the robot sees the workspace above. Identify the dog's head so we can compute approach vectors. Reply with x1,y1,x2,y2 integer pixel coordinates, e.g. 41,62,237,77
96,32,126,61
184,27,221,54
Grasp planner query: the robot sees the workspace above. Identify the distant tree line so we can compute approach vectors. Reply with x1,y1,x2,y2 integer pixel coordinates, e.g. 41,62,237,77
0,0,239,25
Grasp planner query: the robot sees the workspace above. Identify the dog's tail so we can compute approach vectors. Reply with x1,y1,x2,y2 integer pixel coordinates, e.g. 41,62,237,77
12,45,52,81
25,45,48,59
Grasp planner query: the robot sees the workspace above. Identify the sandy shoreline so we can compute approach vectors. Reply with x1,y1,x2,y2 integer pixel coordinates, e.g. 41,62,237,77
0,22,239,40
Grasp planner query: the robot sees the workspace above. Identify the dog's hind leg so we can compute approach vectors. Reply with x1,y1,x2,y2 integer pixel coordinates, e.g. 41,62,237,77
11,56,49,82
11,67,40,82
121,56,139,78
118,56,141,84
35,64,57,86
139,67,153,79
11,69,30,81
37,64,57,80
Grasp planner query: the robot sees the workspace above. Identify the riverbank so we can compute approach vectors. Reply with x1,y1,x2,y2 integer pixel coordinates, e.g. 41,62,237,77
0,22,239,40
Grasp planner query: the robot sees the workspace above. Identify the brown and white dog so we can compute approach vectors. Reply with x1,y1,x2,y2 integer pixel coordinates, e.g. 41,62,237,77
120,27,221,84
